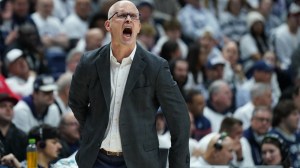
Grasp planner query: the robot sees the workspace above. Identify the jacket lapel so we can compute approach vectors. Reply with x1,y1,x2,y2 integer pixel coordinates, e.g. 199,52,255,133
123,45,146,97
96,45,111,110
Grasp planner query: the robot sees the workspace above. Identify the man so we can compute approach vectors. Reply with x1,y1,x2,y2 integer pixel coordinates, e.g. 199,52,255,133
5,48,36,97
193,133,234,167
58,112,80,158
0,92,27,162
234,83,272,130
54,72,72,115
186,89,211,141
23,124,62,168
243,106,273,165
219,117,254,167
170,58,189,95
12,75,61,133
272,2,300,70
68,1,190,168
203,80,233,132
236,60,281,108
271,100,300,167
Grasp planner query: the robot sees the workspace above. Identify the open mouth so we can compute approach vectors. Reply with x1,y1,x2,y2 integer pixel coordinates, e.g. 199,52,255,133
123,27,132,37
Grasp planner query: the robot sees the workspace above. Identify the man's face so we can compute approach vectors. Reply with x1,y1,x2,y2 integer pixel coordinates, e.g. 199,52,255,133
189,94,205,116
13,0,29,17
283,110,300,133
9,57,29,77
105,1,141,47
75,0,91,20
254,71,272,83
34,91,54,106
0,101,14,124
222,42,238,65
174,60,188,84
43,138,62,161
251,110,272,135
61,114,80,142
229,124,243,140
256,90,272,107
214,84,232,109
216,137,234,165
38,0,53,17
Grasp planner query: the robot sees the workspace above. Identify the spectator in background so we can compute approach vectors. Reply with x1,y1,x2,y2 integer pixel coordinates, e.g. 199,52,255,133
63,0,91,48
177,0,221,43
5,48,36,97
243,106,273,165
191,133,234,167
22,124,62,168
58,112,80,158
258,0,281,36
197,27,221,61
137,1,163,40
88,12,111,45
159,40,181,62
272,2,300,70
152,18,188,58
219,117,254,167
234,83,272,130
219,0,247,43
52,0,74,22
152,0,180,18
7,23,48,74
186,89,211,141
240,11,269,73
31,0,69,57
6,0,38,47
203,56,226,91
65,49,83,74
261,133,291,167
137,23,157,51
169,58,189,95
185,42,206,91
236,60,281,108
75,28,104,52
0,92,27,162
12,75,61,133
204,80,233,132
222,41,246,87
270,100,300,168
54,72,72,116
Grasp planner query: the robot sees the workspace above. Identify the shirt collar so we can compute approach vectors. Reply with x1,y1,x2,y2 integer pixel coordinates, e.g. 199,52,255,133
110,44,137,62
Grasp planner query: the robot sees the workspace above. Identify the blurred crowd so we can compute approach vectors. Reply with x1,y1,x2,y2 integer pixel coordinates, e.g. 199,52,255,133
0,0,300,167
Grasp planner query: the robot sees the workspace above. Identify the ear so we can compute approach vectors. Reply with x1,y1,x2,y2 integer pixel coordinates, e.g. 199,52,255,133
137,22,141,34
105,20,111,32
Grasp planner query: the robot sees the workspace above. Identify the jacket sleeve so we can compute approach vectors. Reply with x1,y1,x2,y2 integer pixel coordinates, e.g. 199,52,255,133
68,54,90,128
155,60,190,168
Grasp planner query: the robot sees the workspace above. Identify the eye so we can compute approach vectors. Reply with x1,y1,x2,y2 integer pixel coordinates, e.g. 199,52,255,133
129,13,138,19
119,13,128,19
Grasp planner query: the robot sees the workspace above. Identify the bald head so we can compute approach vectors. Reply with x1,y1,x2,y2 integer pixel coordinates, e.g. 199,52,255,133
107,0,138,19
204,133,234,165
85,28,104,50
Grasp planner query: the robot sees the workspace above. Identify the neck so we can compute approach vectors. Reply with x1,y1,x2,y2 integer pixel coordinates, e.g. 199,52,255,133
34,101,48,115
19,72,29,81
58,93,68,106
111,43,135,63
288,22,298,34
211,102,226,113
278,123,294,135
37,153,50,168
0,123,11,136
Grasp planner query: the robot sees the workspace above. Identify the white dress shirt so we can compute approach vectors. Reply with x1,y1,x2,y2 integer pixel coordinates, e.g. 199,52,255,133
100,46,136,152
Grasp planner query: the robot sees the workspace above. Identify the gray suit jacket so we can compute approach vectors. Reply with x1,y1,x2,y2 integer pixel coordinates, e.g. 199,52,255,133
69,44,190,168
